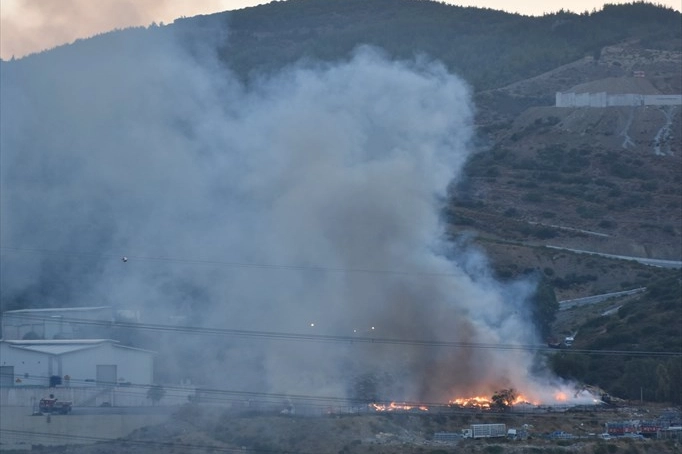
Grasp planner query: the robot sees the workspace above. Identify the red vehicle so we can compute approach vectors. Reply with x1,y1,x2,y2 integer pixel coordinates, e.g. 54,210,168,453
640,421,665,436
39,394,72,414
606,421,638,436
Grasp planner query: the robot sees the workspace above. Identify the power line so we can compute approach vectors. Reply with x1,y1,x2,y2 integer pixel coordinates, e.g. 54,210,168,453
4,314,682,358
0,245,462,278
9,372,614,414
3,365,626,413
9,373,361,407
0,392,622,454
0,428,297,454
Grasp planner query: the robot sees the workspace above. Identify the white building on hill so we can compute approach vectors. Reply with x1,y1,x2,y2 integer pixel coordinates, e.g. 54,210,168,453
556,92,682,107
555,76,682,107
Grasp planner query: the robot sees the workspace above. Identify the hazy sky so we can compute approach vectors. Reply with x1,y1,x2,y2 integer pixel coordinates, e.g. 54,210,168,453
1,0,680,60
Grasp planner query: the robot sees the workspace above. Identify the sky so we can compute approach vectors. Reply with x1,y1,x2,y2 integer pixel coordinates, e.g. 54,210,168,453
1,0,680,60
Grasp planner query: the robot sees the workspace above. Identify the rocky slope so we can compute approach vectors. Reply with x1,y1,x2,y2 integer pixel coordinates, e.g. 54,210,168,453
455,41,681,298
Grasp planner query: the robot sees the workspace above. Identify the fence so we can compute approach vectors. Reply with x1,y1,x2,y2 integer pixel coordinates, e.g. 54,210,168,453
0,384,195,407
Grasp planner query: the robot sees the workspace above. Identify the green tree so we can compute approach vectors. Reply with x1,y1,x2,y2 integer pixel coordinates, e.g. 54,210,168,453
350,373,380,405
662,358,682,404
530,275,558,338
491,388,517,411
549,352,589,380
655,362,671,402
146,384,166,405
619,358,658,401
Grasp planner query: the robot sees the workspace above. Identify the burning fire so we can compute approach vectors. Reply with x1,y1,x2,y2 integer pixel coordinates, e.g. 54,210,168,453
368,387,600,414
449,396,492,409
449,394,539,408
369,388,599,413
371,402,429,412
554,391,568,402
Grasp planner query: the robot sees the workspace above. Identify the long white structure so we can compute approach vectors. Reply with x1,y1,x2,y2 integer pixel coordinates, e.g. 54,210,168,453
556,92,682,107
1,306,114,340
0,339,155,387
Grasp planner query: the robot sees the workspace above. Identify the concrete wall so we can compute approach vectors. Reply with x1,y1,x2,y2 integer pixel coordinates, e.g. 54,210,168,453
645,95,682,106
556,92,682,107
608,93,643,106
555,92,608,107
0,385,195,407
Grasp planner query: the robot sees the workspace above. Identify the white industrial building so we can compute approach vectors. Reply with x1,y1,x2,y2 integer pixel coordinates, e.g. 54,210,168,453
0,306,138,340
0,339,155,388
555,74,682,108
556,92,682,107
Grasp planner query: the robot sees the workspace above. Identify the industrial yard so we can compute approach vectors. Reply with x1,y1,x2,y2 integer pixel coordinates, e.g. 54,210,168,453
2,401,680,453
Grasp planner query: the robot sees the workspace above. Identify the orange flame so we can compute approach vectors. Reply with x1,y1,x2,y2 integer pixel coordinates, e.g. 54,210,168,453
554,392,568,402
371,402,428,412
513,394,539,406
449,394,539,407
449,396,492,408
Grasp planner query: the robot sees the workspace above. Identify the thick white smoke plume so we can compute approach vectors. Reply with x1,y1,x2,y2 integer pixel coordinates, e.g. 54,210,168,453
1,25,578,404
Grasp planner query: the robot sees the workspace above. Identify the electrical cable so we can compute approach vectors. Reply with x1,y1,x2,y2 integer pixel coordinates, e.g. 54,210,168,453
0,428,298,454
5,313,681,358
0,246,463,278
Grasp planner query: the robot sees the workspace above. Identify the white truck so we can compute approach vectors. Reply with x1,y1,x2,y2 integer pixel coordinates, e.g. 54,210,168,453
462,423,507,439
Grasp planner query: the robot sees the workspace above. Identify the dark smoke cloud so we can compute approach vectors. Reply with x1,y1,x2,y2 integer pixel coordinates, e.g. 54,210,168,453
1,26,582,404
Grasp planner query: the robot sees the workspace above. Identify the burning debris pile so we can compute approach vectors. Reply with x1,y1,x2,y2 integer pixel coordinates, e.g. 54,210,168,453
448,388,600,410
370,402,429,412
368,386,601,414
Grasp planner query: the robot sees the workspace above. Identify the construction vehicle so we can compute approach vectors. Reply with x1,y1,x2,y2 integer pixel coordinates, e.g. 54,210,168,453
39,394,72,414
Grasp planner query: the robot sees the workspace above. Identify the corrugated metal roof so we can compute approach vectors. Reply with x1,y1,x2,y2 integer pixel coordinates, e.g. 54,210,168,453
6,339,109,345
112,344,157,355
2,339,156,355
10,343,101,355
4,306,111,314
4,339,108,355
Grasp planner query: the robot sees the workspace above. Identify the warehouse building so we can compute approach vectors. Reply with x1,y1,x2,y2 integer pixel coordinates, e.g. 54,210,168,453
0,339,155,388
0,306,125,340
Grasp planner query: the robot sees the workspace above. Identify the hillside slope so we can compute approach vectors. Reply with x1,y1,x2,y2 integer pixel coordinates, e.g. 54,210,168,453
453,39,681,300
5,1,680,304
551,275,682,403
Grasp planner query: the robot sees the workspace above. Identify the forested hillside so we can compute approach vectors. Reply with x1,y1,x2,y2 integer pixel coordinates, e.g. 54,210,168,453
197,0,681,90
551,275,682,403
